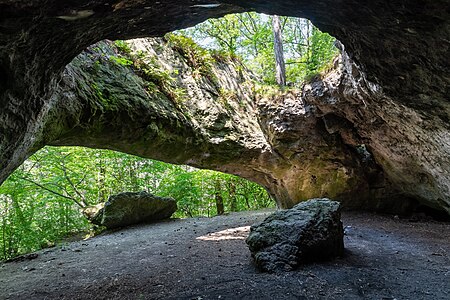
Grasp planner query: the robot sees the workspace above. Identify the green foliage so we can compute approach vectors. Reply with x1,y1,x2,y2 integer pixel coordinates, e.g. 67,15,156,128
179,13,339,86
164,33,218,85
110,39,188,104
90,82,119,111
157,168,273,218
137,57,188,104
210,49,240,63
138,57,174,87
0,148,93,260
285,26,338,82
0,146,274,261
188,14,241,54
109,56,133,67
218,88,240,109
114,40,132,54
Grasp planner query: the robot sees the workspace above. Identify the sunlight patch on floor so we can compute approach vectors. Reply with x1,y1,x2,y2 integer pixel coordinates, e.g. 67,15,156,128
196,226,251,241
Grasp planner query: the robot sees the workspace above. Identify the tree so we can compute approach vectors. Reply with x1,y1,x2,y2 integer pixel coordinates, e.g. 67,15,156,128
179,13,338,86
0,144,276,260
272,15,286,86
214,180,224,215
185,14,241,54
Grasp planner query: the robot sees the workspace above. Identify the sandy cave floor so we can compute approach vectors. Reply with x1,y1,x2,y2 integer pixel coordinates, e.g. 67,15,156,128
1,209,449,300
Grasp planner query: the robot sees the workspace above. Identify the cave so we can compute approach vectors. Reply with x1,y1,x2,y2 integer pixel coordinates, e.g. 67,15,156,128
1,1,450,298
0,1,449,214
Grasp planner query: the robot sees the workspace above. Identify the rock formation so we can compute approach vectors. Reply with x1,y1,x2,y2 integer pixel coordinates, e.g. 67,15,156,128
246,199,344,272
0,1,449,215
39,37,401,211
88,191,177,229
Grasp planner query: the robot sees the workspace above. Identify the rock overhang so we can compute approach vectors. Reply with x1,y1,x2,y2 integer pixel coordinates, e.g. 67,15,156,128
0,0,449,215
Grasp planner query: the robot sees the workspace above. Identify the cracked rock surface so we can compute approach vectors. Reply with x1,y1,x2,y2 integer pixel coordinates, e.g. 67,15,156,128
246,199,344,272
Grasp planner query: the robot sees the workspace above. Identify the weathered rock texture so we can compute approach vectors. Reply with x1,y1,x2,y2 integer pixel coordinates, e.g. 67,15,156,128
89,191,177,229
41,37,400,211
246,199,344,272
317,51,450,214
0,0,449,215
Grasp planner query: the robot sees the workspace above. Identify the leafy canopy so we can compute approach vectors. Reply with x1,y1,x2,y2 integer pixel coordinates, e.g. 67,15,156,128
177,12,339,85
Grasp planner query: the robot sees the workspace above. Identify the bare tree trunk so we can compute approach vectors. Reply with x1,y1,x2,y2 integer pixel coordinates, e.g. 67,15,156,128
98,158,107,203
272,15,286,86
306,19,311,63
128,160,139,191
215,180,224,215
229,179,237,212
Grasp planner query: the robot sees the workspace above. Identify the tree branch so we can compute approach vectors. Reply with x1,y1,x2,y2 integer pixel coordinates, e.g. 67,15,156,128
61,157,87,206
18,177,85,208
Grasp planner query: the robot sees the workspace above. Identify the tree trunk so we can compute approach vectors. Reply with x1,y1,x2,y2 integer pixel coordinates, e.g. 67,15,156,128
98,159,107,203
272,15,286,86
306,20,311,63
215,180,224,215
229,179,237,212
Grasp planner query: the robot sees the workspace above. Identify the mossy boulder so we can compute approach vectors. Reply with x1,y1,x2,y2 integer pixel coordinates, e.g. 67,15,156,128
89,191,177,229
246,198,344,272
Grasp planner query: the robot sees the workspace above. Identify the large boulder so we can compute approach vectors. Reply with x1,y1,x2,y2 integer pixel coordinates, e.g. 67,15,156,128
246,198,344,272
89,191,177,229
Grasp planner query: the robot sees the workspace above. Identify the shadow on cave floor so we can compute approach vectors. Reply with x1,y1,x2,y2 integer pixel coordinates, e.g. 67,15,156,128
0,209,449,300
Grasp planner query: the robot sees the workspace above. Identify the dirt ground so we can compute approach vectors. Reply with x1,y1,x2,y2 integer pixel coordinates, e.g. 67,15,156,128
1,209,449,300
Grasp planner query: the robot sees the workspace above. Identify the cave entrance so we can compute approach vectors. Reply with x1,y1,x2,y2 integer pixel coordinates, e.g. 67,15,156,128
0,146,274,261
170,12,339,87
26,12,341,215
